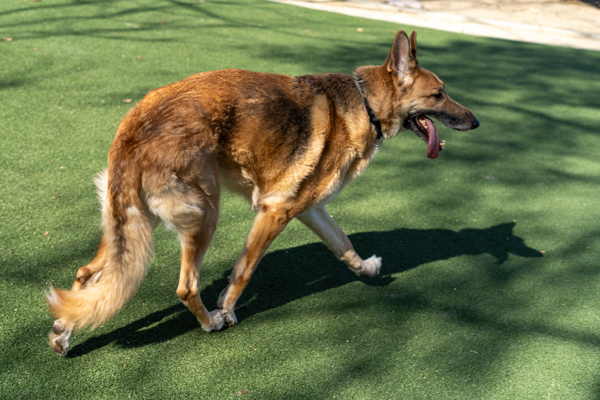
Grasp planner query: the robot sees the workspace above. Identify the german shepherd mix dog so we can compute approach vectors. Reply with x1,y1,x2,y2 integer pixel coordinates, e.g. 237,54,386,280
47,30,479,355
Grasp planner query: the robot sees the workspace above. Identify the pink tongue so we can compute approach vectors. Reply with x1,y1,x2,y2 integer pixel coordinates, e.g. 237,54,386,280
424,117,440,159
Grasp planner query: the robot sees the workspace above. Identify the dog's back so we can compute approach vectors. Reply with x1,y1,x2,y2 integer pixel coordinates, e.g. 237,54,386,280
113,69,375,211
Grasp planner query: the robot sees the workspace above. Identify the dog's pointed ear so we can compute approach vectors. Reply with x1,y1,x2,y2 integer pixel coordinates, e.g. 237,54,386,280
409,30,418,58
386,30,418,80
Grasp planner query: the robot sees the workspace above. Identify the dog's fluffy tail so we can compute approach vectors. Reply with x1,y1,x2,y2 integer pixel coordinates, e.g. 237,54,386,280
46,165,153,329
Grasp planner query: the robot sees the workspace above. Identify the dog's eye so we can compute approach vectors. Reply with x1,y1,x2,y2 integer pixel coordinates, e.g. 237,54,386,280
432,92,444,100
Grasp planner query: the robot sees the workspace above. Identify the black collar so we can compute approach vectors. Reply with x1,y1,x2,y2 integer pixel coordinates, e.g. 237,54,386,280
357,79,384,145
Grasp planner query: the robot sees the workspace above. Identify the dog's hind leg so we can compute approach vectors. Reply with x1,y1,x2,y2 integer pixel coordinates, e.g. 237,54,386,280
297,205,381,277
148,168,225,332
216,203,291,327
70,238,108,291
176,216,224,332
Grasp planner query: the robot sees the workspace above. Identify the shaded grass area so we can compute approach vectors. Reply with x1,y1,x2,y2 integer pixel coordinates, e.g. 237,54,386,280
1,0,600,398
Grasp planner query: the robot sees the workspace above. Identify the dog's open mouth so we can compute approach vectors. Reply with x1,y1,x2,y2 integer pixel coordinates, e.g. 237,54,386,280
406,115,445,159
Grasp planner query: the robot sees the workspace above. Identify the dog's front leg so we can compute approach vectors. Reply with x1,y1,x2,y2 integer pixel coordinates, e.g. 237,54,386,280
217,204,290,327
297,206,381,277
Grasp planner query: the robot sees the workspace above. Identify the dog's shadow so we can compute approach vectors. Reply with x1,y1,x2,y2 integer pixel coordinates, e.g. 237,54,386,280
66,222,542,357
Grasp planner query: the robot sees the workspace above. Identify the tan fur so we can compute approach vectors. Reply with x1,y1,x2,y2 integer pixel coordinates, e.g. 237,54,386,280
46,30,479,355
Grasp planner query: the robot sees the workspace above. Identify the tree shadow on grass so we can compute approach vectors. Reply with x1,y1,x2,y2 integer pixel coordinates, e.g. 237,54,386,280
66,221,541,357
0,0,352,43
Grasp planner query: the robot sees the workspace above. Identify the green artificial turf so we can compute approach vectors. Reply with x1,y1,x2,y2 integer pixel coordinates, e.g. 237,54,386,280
1,0,600,398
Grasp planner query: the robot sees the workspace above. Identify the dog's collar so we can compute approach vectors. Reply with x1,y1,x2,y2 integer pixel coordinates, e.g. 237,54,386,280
357,79,383,147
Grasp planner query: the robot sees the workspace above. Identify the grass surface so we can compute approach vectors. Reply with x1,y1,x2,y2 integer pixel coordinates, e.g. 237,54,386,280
1,0,600,398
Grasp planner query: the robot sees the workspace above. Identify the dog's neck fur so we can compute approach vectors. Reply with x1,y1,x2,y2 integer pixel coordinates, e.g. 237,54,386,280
357,80,383,145
354,65,403,141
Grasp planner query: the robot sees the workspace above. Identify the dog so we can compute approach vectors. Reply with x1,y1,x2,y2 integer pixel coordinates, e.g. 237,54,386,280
46,30,479,355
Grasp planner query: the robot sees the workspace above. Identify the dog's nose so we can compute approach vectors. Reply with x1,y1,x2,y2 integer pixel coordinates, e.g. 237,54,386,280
471,117,480,130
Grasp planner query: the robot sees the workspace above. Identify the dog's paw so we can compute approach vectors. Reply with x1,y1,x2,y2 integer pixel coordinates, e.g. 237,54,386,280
360,255,382,277
49,320,73,356
200,309,226,332
222,308,238,328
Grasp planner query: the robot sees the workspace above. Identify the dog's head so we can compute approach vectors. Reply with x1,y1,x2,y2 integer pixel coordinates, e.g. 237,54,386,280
357,30,479,159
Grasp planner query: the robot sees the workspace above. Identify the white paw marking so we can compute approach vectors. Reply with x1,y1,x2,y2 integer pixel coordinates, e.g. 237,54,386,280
222,308,238,327
362,255,382,277
49,320,73,356
201,309,225,332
